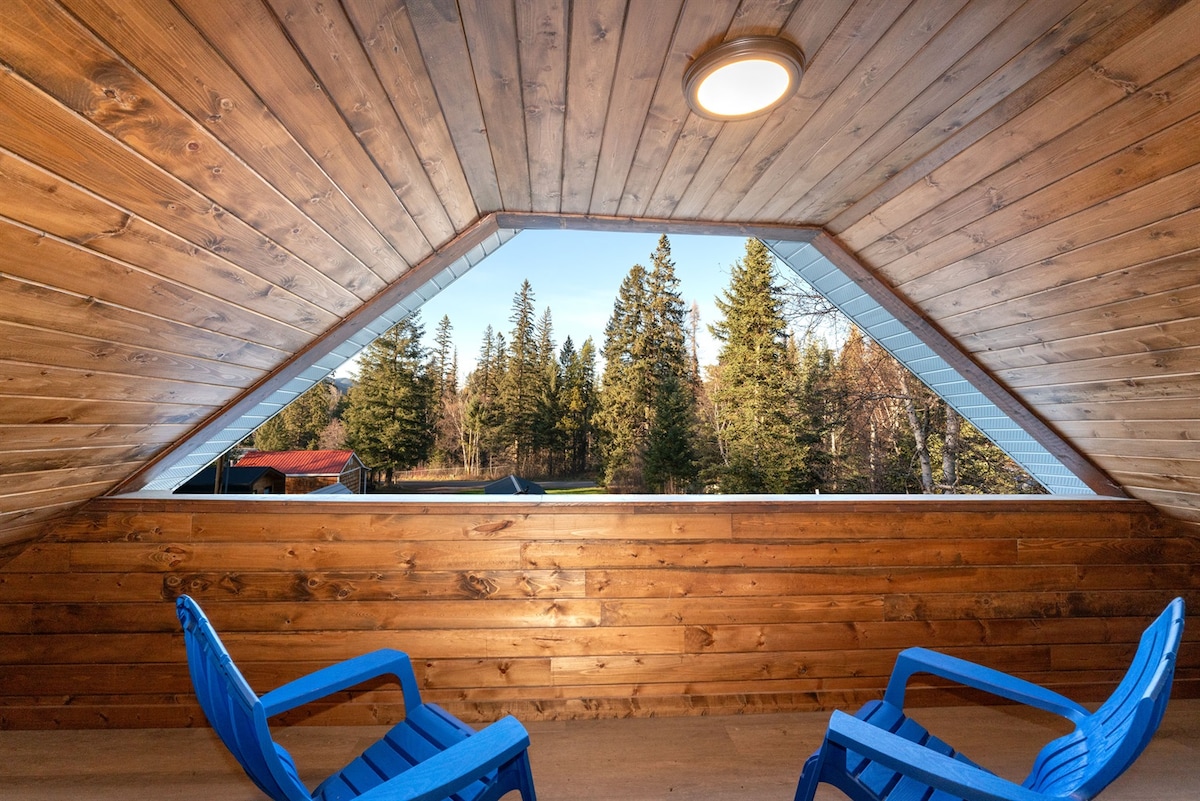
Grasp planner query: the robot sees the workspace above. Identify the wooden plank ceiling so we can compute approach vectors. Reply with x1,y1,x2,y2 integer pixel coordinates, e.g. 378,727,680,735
2,0,1199,552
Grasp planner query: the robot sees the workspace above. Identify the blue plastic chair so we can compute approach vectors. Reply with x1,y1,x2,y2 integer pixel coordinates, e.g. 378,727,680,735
795,597,1185,801
176,595,537,801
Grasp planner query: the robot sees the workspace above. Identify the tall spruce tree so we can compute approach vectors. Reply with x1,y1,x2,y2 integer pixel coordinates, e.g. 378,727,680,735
643,235,697,492
343,314,433,484
792,337,839,491
532,307,562,475
431,315,456,403
558,336,597,476
596,235,699,492
709,238,805,493
463,325,504,472
429,315,460,466
596,264,652,490
498,281,539,472
644,371,696,492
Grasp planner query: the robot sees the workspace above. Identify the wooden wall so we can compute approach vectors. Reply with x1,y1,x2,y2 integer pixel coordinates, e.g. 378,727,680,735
0,496,1194,729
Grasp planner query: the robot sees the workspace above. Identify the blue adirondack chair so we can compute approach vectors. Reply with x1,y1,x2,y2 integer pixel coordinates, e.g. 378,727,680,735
795,597,1184,801
176,595,537,801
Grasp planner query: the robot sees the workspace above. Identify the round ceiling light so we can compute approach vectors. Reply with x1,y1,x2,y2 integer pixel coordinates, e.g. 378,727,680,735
683,36,804,121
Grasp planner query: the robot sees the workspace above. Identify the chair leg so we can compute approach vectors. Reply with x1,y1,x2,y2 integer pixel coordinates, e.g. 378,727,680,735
516,753,537,801
794,751,823,801
476,754,537,801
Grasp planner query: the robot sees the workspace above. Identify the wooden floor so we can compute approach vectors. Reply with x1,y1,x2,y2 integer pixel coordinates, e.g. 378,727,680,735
2,700,1198,800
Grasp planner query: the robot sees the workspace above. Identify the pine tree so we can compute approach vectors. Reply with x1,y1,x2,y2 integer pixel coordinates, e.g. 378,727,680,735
594,236,700,492
643,235,697,492
253,380,335,451
463,325,504,472
708,238,805,493
429,315,460,466
498,280,539,472
431,315,456,403
792,337,839,492
532,307,563,475
646,236,688,380
644,371,696,493
343,314,433,484
595,264,652,490
558,336,597,476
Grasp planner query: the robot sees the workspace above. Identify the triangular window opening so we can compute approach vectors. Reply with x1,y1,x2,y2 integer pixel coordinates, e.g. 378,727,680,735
137,229,1094,497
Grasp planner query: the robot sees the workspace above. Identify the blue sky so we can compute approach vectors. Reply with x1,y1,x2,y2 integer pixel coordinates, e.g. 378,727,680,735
407,230,757,379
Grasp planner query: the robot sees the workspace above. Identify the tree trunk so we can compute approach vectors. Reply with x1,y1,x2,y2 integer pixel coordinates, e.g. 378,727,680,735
900,373,935,493
941,405,961,491
868,419,878,492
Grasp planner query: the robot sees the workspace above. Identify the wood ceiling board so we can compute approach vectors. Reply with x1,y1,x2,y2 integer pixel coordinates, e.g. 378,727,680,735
588,0,684,216
0,152,338,333
683,0,900,221
788,0,1128,224
936,249,1200,349
614,0,740,219
0,221,306,355
406,0,504,213
737,0,988,222
264,0,458,245
641,0,806,218
517,0,570,214
0,85,366,318
460,0,532,212
0,425,192,452
0,363,243,407
10,0,396,298
0,322,270,391
343,0,480,230
560,0,626,214
169,0,428,272
0,280,280,378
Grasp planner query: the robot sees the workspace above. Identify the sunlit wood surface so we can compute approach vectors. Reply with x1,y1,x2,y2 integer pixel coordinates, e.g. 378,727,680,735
3,1,1200,553
4,496,1192,728
1,701,1197,801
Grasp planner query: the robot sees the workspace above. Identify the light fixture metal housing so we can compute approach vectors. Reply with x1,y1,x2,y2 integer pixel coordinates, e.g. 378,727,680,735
683,36,805,121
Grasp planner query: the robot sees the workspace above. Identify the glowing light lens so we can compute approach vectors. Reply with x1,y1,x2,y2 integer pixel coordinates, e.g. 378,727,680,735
695,58,793,117
683,37,804,120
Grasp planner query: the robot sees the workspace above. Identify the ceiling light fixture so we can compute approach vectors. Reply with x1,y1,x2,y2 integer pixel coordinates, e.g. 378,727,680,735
683,36,804,121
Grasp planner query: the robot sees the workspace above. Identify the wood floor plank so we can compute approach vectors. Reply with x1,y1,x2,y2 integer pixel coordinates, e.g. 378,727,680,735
0,701,1197,800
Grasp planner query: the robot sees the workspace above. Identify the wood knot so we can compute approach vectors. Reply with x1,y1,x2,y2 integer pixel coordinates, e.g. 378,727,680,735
150,546,187,568
461,573,498,599
684,625,717,651
472,520,514,535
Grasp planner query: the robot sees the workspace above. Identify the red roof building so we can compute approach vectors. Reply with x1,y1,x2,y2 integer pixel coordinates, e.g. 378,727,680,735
235,450,367,494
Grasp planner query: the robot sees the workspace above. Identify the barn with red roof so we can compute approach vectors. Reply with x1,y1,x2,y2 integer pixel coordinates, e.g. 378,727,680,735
235,450,367,495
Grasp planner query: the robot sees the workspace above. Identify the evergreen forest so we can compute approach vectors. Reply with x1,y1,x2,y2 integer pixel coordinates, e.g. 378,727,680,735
251,236,1043,495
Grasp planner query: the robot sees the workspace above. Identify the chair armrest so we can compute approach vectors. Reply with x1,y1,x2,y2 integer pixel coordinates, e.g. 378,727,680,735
260,649,422,717
825,711,1046,801
884,647,1089,723
352,716,531,801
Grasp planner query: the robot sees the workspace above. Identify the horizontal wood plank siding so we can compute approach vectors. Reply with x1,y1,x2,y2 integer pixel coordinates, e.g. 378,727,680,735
0,496,1193,729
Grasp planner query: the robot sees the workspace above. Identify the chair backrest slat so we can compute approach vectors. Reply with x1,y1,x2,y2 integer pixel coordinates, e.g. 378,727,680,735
1025,597,1184,799
177,595,312,801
